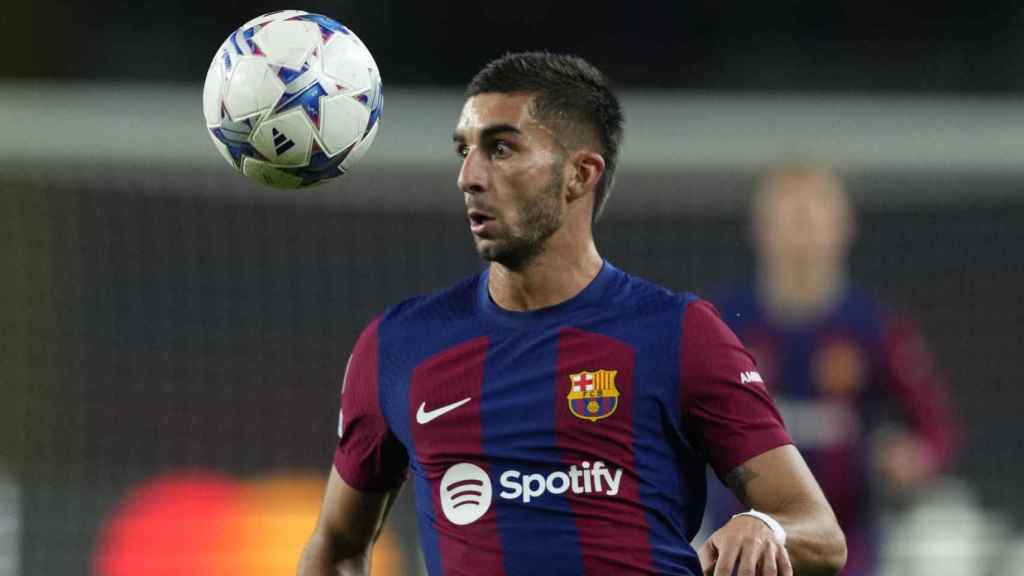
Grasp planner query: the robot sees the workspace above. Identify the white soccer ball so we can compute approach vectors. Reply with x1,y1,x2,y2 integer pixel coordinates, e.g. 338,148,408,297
202,11,382,188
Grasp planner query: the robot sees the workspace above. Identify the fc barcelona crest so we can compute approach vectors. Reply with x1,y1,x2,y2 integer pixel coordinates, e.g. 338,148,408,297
567,370,620,422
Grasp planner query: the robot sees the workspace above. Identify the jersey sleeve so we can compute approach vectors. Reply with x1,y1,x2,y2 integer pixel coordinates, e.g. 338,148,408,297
679,299,792,480
879,313,958,470
333,316,409,492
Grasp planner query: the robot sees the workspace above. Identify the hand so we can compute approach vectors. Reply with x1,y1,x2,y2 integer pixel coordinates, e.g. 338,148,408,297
698,515,793,576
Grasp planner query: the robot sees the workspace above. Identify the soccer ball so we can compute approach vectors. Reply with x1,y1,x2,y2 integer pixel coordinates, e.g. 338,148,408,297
202,11,382,188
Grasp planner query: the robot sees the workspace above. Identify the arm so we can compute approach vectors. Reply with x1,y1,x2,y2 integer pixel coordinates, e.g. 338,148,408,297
875,314,958,491
298,468,401,576
677,300,844,575
700,445,846,576
300,316,408,575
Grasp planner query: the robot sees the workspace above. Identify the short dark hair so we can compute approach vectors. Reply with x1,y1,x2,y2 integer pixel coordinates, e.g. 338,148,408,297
466,52,624,223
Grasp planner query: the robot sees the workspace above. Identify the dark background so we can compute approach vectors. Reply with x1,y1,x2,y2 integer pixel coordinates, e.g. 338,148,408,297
6,1,1024,92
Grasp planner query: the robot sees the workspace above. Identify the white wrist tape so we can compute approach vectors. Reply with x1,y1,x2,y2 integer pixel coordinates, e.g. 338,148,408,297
733,509,787,546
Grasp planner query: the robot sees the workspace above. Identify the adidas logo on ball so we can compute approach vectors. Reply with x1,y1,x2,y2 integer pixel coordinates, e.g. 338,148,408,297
272,128,295,156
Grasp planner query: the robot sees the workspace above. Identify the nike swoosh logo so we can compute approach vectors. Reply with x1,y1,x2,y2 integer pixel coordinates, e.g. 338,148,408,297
416,397,472,424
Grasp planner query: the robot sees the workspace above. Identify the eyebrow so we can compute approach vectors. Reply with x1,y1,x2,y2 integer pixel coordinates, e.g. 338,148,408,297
452,123,522,143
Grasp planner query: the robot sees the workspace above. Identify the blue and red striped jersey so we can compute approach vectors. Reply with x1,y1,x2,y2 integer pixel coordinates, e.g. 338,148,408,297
334,262,791,576
704,286,957,575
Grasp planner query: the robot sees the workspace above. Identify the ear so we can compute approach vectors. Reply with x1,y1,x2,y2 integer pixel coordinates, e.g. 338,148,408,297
566,151,606,203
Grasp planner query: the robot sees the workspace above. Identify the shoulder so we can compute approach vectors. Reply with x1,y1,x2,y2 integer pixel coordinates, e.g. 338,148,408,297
346,272,485,386
380,270,483,330
358,268,485,354
677,298,765,387
601,265,698,316
680,298,745,349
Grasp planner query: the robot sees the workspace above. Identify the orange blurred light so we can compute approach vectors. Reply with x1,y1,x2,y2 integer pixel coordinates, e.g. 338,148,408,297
92,472,243,576
94,471,404,576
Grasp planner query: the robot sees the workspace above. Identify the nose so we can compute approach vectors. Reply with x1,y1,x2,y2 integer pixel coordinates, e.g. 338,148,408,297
457,147,487,195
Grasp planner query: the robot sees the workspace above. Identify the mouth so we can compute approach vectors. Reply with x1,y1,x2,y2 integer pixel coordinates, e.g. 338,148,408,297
467,209,496,236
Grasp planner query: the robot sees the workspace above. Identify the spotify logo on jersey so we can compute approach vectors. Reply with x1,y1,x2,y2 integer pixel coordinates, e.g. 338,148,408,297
440,460,624,526
440,463,492,526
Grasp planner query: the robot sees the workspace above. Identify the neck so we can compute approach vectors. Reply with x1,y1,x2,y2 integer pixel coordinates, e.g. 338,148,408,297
488,220,603,312
757,258,847,324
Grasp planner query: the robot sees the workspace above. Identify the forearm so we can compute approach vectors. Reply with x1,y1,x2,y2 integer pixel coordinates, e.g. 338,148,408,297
300,470,402,576
297,532,371,576
722,448,847,575
773,501,847,575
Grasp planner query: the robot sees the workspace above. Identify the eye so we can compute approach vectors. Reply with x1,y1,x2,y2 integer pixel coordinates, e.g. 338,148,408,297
454,143,468,159
492,142,512,159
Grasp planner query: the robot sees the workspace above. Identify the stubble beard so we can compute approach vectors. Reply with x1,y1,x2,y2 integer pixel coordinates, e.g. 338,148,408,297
476,170,564,271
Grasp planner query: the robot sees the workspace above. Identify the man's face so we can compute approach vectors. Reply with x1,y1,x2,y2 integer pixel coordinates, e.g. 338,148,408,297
453,93,567,269
753,172,853,266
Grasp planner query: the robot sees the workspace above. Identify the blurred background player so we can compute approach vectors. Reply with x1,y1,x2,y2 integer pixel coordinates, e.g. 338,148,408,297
703,164,958,575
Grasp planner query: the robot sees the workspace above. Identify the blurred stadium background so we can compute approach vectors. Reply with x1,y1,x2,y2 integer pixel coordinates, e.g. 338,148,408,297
3,1,1024,574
